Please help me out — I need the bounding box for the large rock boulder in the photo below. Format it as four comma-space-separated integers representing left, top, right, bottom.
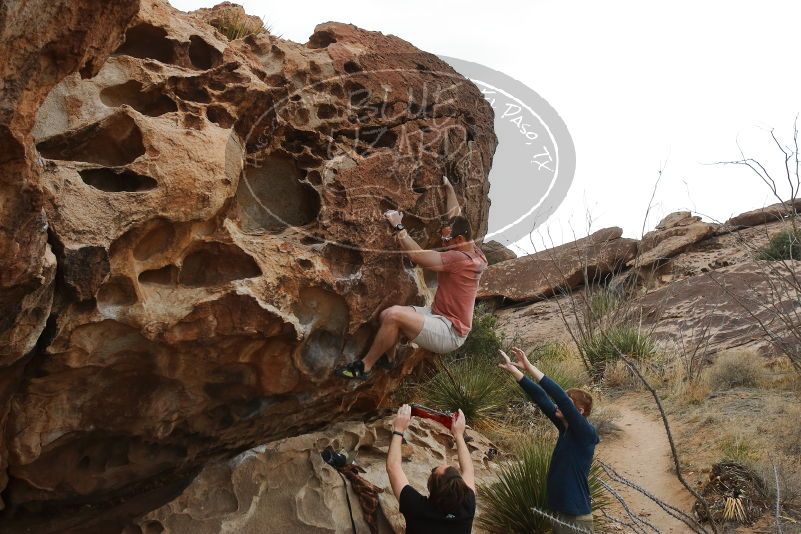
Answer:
629, 211, 718, 269
493, 217, 801, 361
0, 0, 138, 363
637, 260, 801, 356
0, 0, 495, 526
480, 240, 517, 265
129, 416, 499, 534
478, 228, 638, 302
724, 199, 801, 229
0, 0, 139, 515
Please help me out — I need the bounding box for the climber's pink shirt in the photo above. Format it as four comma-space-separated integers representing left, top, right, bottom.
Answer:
431, 247, 488, 337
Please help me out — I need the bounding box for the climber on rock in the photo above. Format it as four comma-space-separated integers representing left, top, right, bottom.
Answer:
498, 347, 599, 534
386, 404, 476, 533
336, 176, 488, 380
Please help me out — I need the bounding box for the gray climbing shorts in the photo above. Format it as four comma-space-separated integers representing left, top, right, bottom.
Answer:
409, 306, 468, 354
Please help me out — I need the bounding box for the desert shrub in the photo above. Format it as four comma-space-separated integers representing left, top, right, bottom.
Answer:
580, 325, 656, 379
720, 434, 759, 463
601, 359, 637, 389
707, 351, 766, 390
416, 356, 515, 426
667, 353, 711, 404
756, 227, 801, 261
209, 11, 267, 41
588, 287, 622, 318
448, 304, 504, 362
478, 439, 608, 533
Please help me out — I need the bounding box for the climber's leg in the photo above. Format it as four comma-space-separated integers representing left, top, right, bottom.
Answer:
336, 306, 423, 379
362, 305, 424, 372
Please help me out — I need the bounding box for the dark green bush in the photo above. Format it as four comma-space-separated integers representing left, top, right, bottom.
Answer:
756, 228, 801, 261
448, 304, 504, 362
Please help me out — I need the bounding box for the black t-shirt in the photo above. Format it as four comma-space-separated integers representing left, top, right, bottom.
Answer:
399, 484, 476, 534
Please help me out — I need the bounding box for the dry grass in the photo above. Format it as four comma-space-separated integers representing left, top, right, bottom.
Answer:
673, 378, 711, 405
751, 455, 801, 508
719, 433, 759, 463
602, 359, 638, 389
209, 10, 267, 41
765, 357, 801, 391
531, 341, 590, 391
706, 350, 767, 390
773, 401, 801, 457
601, 356, 665, 391
664, 352, 711, 405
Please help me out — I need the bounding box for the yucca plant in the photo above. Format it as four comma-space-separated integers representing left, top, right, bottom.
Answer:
416, 355, 515, 426
580, 324, 656, 380
756, 227, 801, 261
478, 439, 608, 533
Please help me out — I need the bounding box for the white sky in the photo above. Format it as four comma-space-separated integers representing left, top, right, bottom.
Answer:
172, 0, 801, 253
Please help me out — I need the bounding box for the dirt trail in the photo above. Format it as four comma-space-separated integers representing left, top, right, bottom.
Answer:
598, 398, 696, 533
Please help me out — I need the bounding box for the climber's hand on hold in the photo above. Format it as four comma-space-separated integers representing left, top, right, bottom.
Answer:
385, 210, 403, 228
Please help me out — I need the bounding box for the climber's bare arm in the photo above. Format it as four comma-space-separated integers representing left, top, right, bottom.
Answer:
396, 230, 446, 270
387, 405, 411, 500
451, 410, 476, 491
443, 175, 462, 218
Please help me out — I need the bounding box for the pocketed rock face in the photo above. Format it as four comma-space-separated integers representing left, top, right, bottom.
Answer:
0, 0, 139, 515
130, 417, 498, 534
0, 0, 138, 379
1, 0, 495, 526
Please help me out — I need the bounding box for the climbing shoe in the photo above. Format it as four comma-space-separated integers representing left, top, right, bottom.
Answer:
335, 360, 369, 380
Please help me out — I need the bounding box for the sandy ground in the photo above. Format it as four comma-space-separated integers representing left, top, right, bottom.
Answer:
598, 398, 697, 533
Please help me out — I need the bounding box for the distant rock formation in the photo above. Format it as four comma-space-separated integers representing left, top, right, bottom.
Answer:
480, 240, 517, 265
724, 198, 801, 229
629, 211, 718, 269
0, 0, 495, 526
492, 211, 801, 361
477, 227, 638, 302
